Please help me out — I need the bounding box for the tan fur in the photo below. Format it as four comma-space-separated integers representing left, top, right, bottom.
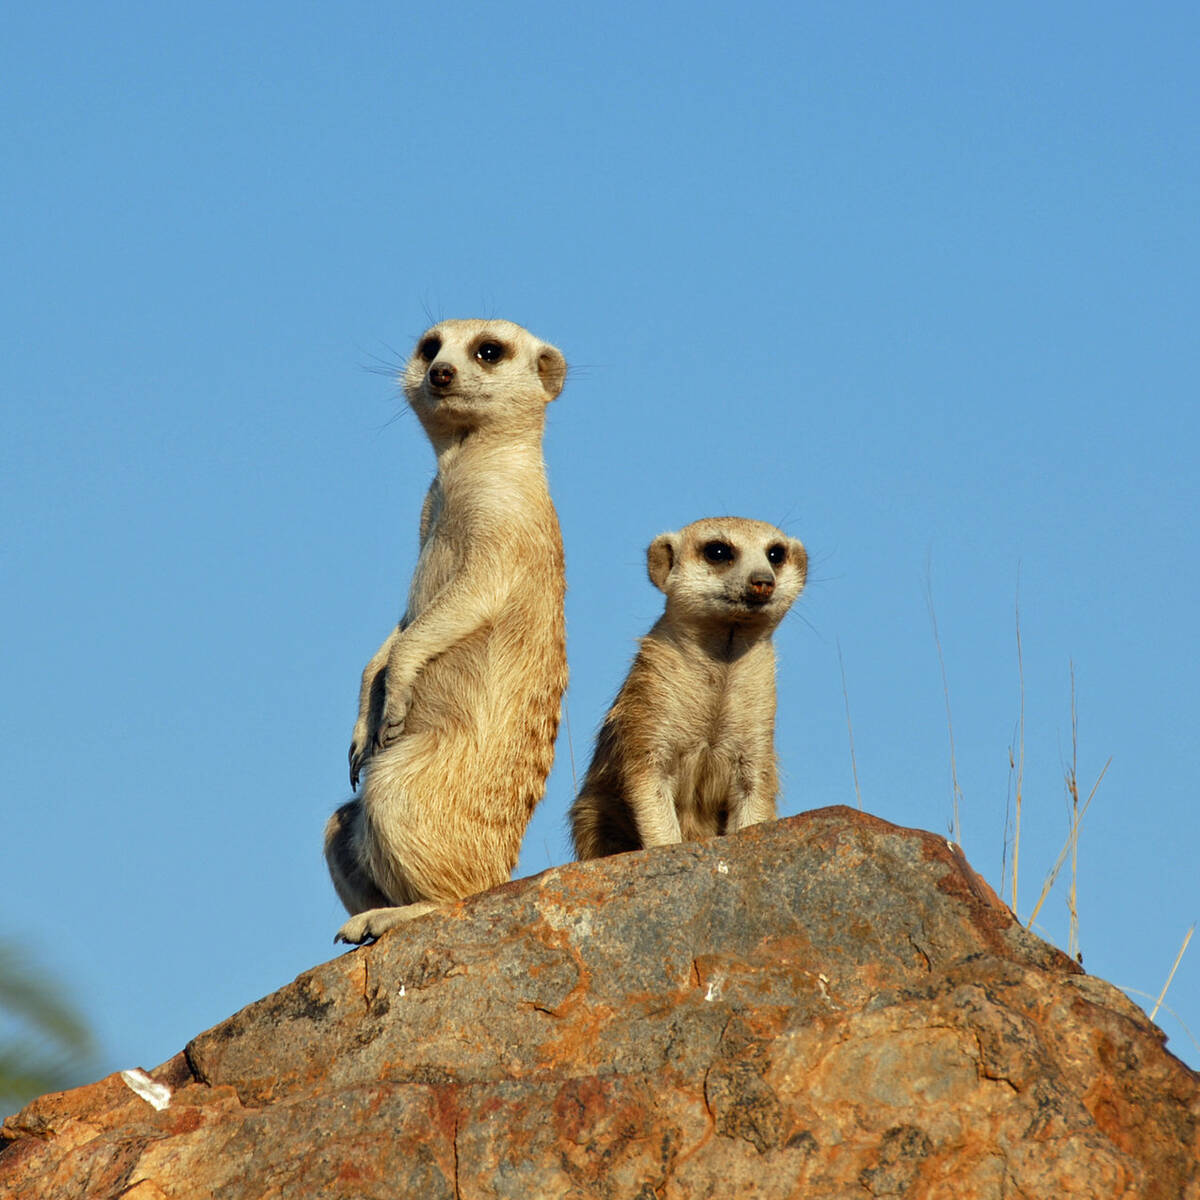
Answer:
326, 319, 568, 942
570, 517, 806, 860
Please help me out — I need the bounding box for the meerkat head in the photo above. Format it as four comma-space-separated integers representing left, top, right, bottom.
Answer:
646, 517, 807, 634
403, 318, 566, 442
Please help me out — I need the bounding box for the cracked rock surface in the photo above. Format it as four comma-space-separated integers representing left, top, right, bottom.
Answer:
2, 806, 1197, 1198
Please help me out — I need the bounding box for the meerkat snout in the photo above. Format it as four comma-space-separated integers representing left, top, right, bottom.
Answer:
428, 363, 456, 388
747, 569, 776, 603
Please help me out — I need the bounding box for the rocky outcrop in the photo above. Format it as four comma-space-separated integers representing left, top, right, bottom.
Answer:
3, 806, 1197, 1198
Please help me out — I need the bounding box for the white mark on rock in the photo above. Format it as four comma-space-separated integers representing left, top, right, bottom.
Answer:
398, 983, 406, 998
542, 905, 595, 938
120, 1069, 171, 1111
946, 840, 956, 852
716, 861, 729, 875
704, 972, 726, 1002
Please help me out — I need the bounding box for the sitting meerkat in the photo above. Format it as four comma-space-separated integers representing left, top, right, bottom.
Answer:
325, 318, 568, 943
570, 516, 807, 860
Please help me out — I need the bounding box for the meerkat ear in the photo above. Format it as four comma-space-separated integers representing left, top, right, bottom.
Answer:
789, 537, 809, 585
646, 534, 677, 592
536, 345, 567, 401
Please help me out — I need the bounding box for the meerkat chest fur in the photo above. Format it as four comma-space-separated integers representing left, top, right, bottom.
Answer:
405, 479, 451, 621
405, 442, 553, 624
645, 634, 778, 820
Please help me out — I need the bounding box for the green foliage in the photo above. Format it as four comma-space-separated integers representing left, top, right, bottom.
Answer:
0, 940, 96, 1115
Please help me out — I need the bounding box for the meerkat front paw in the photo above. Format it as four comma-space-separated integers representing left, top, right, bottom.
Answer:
375, 683, 413, 751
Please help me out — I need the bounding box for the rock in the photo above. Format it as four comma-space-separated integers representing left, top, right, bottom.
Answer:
3, 806, 1197, 1198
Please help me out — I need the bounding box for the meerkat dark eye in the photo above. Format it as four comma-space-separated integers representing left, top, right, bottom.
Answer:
475, 341, 506, 364
702, 541, 734, 564
767, 544, 786, 566
418, 337, 441, 362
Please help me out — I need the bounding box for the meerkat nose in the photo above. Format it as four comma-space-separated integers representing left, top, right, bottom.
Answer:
429, 364, 456, 388
747, 571, 776, 601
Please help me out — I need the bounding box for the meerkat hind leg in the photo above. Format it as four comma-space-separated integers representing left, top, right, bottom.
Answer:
335, 902, 440, 945
324, 800, 393, 913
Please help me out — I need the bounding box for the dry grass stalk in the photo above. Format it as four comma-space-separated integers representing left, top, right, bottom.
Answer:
1027, 754, 1110, 930
1067, 663, 1081, 962
563, 697, 579, 797
925, 583, 962, 845
1151, 924, 1195, 1022
836, 639, 863, 811
1012, 593, 1025, 918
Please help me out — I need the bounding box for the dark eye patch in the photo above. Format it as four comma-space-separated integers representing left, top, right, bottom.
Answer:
418, 337, 442, 362
702, 541, 735, 564
475, 340, 507, 364
767, 544, 786, 565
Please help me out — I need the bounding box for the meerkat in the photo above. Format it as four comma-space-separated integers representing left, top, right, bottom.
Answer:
570, 517, 806, 860
325, 318, 568, 943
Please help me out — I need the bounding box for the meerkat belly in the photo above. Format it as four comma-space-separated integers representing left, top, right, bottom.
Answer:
400, 627, 492, 738
672, 743, 738, 840
404, 603, 563, 742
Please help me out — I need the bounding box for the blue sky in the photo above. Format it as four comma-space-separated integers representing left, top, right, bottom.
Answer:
3, 2, 1197, 1101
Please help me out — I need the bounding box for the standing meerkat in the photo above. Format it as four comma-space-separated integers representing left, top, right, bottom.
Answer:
570, 517, 806, 860
326, 318, 568, 943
